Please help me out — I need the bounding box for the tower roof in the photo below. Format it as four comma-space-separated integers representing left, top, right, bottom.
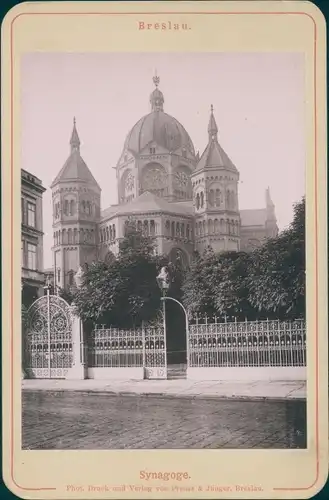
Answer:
51, 118, 100, 189
70, 117, 80, 150
195, 106, 237, 173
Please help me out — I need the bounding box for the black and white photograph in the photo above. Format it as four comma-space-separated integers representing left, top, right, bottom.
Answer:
21, 52, 306, 451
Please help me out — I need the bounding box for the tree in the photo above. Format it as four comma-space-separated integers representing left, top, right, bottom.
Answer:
182, 248, 256, 320
72, 223, 162, 328
211, 251, 256, 320
247, 198, 305, 319
182, 247, 218, 316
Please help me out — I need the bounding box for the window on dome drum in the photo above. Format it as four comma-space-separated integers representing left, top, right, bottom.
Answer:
27, 202, 36, 227
27, 243, 37, 270
182, 149, 187, 158
57, 269, 60, 283
149, 147, 156, 154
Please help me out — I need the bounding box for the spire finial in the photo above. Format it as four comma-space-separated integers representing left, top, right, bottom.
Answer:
208, 104, 218, 141
70, 116, 80, 152
153, 70, 160, 88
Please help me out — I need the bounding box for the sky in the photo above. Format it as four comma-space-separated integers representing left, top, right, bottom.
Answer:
21, 52, 305, 269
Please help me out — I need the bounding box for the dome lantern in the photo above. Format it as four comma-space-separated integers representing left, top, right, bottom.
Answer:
150, 73, 164, 112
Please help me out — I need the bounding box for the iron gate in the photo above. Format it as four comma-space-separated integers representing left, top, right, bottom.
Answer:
24, 294, 73, 378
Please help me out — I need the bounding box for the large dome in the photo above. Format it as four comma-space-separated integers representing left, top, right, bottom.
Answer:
124, 111, 195, 156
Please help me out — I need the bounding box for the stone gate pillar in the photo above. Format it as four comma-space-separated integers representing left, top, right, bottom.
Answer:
66, 307, 87, 379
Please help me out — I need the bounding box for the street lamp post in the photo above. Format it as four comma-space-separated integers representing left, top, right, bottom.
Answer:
156, 267, 170, 367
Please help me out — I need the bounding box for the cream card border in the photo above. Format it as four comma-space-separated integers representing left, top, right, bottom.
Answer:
1, 1, 328, 499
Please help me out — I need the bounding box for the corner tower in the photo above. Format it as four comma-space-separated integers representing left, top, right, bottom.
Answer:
51, 118, 101, 290
191, 106, 240, 253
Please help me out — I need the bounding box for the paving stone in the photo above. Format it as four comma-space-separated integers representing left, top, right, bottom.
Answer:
22, 391, 306, 450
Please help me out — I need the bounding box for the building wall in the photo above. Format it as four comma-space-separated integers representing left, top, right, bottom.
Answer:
21, 169, 46, 306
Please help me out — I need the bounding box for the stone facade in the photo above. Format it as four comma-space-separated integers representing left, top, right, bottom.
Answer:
50, 77, 278, 289
21, 169, 46, 306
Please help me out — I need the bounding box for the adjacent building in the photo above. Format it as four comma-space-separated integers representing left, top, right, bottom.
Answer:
50, 76, 278, 289
21, 169, 46, 307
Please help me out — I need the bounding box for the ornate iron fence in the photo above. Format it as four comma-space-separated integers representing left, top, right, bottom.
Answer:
88, 324, 167, 378
188, 317, 306, 368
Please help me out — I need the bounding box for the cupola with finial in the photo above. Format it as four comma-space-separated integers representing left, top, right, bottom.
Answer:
150, 72, 164, 112
208, 104, 218, 141
70, 117, 80, 153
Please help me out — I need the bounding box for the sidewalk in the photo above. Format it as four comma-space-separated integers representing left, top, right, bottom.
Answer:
22, 378, 306, 401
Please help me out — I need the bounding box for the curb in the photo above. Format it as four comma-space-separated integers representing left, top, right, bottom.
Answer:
22, 387, 306, 402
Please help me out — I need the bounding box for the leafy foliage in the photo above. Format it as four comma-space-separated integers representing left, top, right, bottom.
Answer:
72, 222, 162, 328
182, 198, 305, 320
247, 198, 305, 319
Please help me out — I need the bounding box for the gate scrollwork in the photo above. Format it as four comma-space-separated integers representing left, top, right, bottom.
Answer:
25, 295, 73, 378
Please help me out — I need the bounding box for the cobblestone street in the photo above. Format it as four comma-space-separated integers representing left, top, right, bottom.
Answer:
22, 391, 306, 450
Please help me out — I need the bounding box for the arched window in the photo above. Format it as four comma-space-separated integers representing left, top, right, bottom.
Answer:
69, 200, 75, 216
176, 222, 180, 237
113, 225, 116, 239
68, 229, 72, 244
220, 219, 224, 233
186, 224, 190, 239
150, 220, 155, 236
181, 223, 185, 237
226, 191, 230, 209
82, 201, 86, 213
68, 270, 74, 286
231, 192, 235, 210
106, 227, 109, 241
109, 226, 112, 240
171, 221, 175, 238
208, 219, 214, 234
80, 229, 84, 243
196, 193, 200, 210
143, 220, 149, 236
214, 219, 219, 233
64, 200, 69, 216
165, 220, 170, 236
203, 220, 206, 235
62, 229, 66, 245
227, 220, 231, 235
209, 189, 214, 207
200, 192, 204, 208
74, 228, 77, 244
215, 189, 221, 207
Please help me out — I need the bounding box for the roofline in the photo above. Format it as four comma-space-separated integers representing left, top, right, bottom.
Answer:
100, 208, 194, 223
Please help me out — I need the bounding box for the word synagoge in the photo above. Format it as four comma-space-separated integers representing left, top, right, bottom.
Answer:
51, 76, 278, 290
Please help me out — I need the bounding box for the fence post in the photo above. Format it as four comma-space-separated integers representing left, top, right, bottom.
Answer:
67, 307, 87, 379
142, 321, 146, 378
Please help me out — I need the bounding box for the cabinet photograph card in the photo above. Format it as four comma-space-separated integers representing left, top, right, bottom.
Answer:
1, 1, 328, 499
